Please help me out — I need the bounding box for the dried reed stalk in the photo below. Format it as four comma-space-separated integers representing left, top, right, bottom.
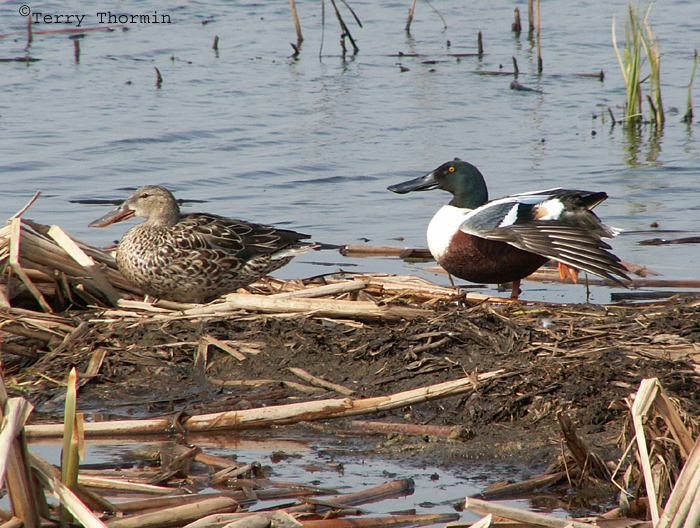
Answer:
105, 497, 239, 528
349, 420, 463, 438
184, 293, 427, 321
25, 371, 502, 438
0, 398, 40, 528
270, 280, 367, 299
79, 475, 179, 495
475, 470, 567, 500
329, 0, 358, 54
557, 411, 611, 481
290, 0, 303, 48
656, 435, 700, 528
683, 50, 699, 123
631, 378, 661, 524
301, 513, 461, 528
306, 478, 414, 509
405, 0, 416, 32
0, 517, 24, 528
287, 367, 355, 395
8, 219, 52, 312
202, 335, 247, 361
464, 497, 592, 528
535, 0, 542, 73
30, 453, 108, 528
48, 226, 121, 305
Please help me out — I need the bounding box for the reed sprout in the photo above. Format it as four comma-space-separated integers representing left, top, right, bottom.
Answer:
612, 4, 645, 124
61, 368, 80, 523
613, 2, 667, 126
641, 8, 663, 125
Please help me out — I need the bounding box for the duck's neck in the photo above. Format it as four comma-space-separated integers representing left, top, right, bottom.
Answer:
448, 176, 489, 209
146, 206, 181, 228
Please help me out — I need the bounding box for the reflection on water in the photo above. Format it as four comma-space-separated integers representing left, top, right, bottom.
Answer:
23, 433, 574, 523
622, 122, 664, 167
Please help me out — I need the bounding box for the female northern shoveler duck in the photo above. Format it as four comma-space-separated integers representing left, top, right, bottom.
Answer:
388, 159, 630, 299
89, 185, 314, 303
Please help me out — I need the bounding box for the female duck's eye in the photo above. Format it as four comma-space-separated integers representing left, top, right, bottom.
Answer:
140, 193, 150, 199
448, 166, 455, 172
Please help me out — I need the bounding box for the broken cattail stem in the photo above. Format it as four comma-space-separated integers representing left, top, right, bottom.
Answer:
329, 0, 358, 54
349, 420, 463, 438
573, 70, 604, 80
26, 14, 32, 48
682, 49, 698, 124
557, 411, 611, 480
314, 479, 415, 509
212, 35, 219, 51
302, 513, 460, 528
24, 372, 503, 438
528, 0, 534, 32
474, 470, 568, 500
512, 56, 519, 75
287, 367, 355, 396
155, 67, 163, 88
536, 0, 542, 73
465, 497, 592, 528
477, 31, 483, 58
405, 0, 417, 32
512, 7, 522, 33
290, 0, 303, 48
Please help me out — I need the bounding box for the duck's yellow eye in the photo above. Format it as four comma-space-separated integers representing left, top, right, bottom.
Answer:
448, 166, 455, 172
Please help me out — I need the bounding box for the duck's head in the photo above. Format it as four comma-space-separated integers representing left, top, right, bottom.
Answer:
89, 185, 181, 228
388, 158, 489, 209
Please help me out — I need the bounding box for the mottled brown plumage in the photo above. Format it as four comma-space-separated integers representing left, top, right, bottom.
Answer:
89, 186, 314, 303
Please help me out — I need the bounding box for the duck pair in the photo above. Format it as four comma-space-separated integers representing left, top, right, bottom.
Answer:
90, 159, 629, 303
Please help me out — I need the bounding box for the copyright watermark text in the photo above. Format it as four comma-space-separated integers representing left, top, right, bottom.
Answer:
18, 6, 172, 27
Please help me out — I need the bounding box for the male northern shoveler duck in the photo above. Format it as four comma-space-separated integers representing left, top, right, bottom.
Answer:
89, 185, 314, 303
388, 159, 630, 299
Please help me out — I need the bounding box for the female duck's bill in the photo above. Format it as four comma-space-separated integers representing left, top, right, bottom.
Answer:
88, 202, 135, 228
89, 186, 315, 304
388, 159, 630, 299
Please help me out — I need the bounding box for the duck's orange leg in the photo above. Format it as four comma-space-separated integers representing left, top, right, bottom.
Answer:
557, 262, 580, 283
510, 279, 521, 300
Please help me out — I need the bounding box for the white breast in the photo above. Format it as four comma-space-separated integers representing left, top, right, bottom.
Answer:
426, 205, 472, 260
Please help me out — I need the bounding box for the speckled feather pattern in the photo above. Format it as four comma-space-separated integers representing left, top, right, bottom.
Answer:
116, 216, 303, 303
92, 186, 312, 303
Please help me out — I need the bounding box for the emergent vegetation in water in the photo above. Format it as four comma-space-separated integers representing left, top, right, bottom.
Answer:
612, 3, 648, 125
641, 6, 664, 125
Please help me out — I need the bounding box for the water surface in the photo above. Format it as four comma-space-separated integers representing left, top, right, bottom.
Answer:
1, 0, 698, 303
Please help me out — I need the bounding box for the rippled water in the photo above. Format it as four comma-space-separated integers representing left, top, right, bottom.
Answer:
1, 0, 699, 302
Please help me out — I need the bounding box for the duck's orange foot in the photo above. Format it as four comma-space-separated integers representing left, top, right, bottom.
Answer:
557, 262, 580, 283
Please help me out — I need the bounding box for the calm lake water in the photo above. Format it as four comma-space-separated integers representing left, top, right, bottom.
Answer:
1, 1, 699, 304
